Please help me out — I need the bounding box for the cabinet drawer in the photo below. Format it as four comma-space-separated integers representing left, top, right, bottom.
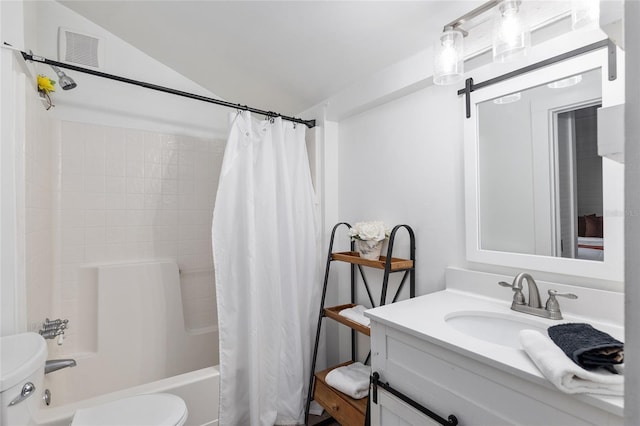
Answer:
313, 378, 366, 426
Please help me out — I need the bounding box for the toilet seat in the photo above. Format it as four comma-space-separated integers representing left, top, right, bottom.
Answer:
71, 393, 188, 426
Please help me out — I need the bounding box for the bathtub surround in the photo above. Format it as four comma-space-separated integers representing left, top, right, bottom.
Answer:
213, 112, 319, 425
45, 261, 218, 406
49, 121, 224, 356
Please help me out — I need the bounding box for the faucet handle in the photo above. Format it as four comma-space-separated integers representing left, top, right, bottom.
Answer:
547, 289, 578, 299
498, 281, 525, 305
545, 289, 578, 319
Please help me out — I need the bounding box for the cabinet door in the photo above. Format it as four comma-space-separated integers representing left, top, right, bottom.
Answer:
370, 388, 443, 426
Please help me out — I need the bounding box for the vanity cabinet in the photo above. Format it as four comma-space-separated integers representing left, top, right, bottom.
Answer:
369, 309, 623, 426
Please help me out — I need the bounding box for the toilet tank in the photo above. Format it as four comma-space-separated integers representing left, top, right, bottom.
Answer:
0, 333, 47, 425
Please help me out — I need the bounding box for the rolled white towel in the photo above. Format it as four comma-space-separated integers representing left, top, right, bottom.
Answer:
325, 362, 371, 400
519, 329, 623, 396
339, 305, 370, 327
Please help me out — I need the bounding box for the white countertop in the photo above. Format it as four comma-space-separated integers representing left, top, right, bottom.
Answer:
364, 288, 624, 417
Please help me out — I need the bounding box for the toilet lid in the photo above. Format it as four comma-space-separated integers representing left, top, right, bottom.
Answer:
71, 393, 188, 426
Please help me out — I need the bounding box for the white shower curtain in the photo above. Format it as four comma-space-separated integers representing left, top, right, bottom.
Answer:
212, 112, 319, 426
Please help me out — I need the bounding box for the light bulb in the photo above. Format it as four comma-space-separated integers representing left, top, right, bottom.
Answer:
433, 29, 464, 86
493, 92, 521, 104
492, 0, 530, 63
547, 75, 583, 89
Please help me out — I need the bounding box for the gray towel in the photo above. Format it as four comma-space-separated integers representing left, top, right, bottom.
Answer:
547, 323, 623, 373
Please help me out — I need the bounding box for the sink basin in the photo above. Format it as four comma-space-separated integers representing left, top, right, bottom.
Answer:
445, 311, 548, 348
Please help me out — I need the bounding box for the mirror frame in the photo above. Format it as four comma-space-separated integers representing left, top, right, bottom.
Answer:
464, 47, 624, 282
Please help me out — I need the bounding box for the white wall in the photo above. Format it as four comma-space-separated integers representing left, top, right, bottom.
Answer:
1, 0, 30, 336
624, 1, 640, 423
338, 84, 466, 296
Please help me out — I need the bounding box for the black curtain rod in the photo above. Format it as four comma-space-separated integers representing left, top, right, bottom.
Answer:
21, 50, 316, 129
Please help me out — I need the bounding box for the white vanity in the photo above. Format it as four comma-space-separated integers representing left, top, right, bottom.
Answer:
366, 268, 624, 426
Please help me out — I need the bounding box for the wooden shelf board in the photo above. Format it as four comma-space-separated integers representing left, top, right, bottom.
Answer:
331, 251, 413, 271
325, 304, 371, 336
315, 361, 368, 415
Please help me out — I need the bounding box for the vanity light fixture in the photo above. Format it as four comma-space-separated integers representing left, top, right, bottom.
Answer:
492, 0, 530, 63
433, 0, 531, 85
493, 92, 521, 104
433, 27, 464, 85
547, 74, 583, 89
571, 0, 600, 30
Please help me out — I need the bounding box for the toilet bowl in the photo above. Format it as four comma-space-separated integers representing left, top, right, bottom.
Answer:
71, 393, 188, 426
0, 332, 47, 426
1, 333, 188, 426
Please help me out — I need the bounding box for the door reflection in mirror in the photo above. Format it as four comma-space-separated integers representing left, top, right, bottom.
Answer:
557, 105, 603, 261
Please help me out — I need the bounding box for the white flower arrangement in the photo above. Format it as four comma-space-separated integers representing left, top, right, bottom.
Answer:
349, 221, 390, 242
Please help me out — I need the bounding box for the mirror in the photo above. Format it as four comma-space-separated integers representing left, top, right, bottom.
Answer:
464, 45, 624, 282
477, 68, 602, 261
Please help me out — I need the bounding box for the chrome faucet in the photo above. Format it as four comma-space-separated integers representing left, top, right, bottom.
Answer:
45, 359, 77, 374
498, 273, 577, 320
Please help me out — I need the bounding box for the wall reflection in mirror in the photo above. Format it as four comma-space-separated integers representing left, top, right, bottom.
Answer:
477, 68, 603, 261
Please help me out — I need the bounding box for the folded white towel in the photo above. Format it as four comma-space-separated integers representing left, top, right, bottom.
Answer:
519, 330, 623, 396
325, 362, 371, 399
339, 305, 370, 327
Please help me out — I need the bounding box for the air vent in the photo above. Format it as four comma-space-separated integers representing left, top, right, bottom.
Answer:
58, 27, 103, 68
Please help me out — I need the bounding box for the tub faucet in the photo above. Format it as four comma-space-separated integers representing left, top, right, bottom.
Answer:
498, 273, 577, 320
45, 359, 77, 374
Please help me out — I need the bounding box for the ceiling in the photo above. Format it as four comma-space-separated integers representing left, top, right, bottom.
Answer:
57, 1, 486, 115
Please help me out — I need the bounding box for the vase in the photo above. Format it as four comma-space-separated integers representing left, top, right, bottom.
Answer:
355, 239, 384, 260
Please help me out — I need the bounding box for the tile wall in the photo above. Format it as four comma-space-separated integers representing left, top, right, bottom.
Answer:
25, 94, 55, 331
54, 121, 225, 351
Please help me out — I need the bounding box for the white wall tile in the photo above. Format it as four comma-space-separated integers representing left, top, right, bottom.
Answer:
106, 210, 127, 227
62, 173, 84, 192
84, 175, 106, 193
105, 177, 126, 193
85, 227, 106, 245
126, 161, 145, 178
105, 193, 126, 210
126, 177, 145, 193
85, 210, 106, 227
126, 194, 145, 210
106, 227, 127, 244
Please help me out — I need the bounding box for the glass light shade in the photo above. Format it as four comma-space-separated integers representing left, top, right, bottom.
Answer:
492, 0, 530, 63
492, 92, 521, 104
547, 74, 583, 89
433, 29, 464, 86
571, 0, 600, 30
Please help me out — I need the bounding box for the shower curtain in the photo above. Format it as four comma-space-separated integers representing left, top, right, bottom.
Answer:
212, 112, 319, 425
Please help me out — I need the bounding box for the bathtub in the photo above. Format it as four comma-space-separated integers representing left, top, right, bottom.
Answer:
36, 366, 219, 426
37, 260, 220, 425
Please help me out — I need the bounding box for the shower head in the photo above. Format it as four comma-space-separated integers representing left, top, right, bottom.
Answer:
49, 65, 77, 90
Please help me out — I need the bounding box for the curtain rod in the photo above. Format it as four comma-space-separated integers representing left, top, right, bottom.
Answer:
19, 50, 316, 129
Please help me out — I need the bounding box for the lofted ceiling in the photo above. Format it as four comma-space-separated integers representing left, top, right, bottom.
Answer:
57, 1, 486, 115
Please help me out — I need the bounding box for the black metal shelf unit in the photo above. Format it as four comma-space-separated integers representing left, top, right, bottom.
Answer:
304, 222, 416, 425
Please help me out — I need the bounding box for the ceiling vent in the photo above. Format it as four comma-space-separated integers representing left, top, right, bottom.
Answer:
58, 27, 103, 69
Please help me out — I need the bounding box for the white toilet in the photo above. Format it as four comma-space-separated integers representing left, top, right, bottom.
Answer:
1, 333, 188, 426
